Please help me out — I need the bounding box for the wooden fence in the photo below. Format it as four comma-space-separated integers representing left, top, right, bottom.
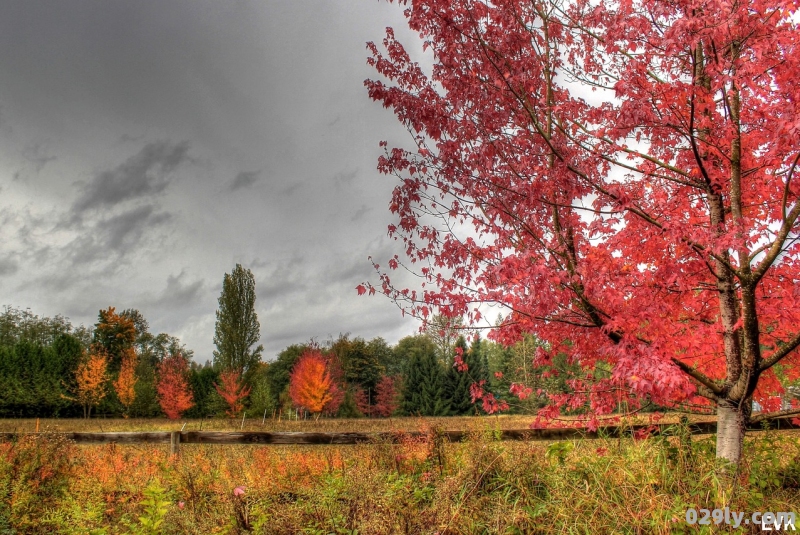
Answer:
1, 416, 797, 454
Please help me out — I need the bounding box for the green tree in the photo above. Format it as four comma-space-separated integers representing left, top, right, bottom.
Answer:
0, 321, 84, 417
0, 306, 73, 348
186, 364, 225, 418
445, 336, 476, 416
213, 264, 264, 385
129, 356, 162, 417
369, 337, 399, 376
327, 334, 384, 403
247, 362, 276, 419
486, 334, 584, 414
401, 346, 449, 416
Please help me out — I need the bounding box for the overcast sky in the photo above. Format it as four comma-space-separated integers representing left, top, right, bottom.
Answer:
0, 0, 428, 362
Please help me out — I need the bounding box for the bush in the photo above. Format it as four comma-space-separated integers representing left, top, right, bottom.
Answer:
0, 434, 75, 533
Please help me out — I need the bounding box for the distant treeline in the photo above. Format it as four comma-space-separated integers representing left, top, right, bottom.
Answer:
0, 306, 584, 419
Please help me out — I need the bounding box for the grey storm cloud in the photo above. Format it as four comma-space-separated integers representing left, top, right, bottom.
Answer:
351, 205, 371, 222
333, 168, 358, 187
0, 0, 423, 362
68, 205, 171, 265
102, 205, 171, 252
229, 171, 261, 192
72, 141, 190, 213
21, 142, 57, 173
0, 257, 18, 276
153, 272, 204, 308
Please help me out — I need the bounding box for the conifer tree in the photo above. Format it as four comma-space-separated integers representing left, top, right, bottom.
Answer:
402, 350, 449, 416
446, 336, 474, 415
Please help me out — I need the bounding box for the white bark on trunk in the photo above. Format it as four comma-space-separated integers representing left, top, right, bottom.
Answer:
716, 404, 746, 465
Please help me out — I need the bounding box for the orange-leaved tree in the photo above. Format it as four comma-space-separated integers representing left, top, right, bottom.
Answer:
214, 369, 251, 418
75, 345, 109, 419
156, 352, 194, 420
113, 347, 137, 417
289, 349, 341, 420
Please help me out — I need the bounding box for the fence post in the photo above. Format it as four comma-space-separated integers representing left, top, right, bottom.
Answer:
170, 431, 181, 456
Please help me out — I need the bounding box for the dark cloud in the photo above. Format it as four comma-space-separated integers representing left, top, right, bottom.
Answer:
68, 205, 171, 264
102, 205, 171, 252
21, 142, 56, 173
257, 256, 309, 303
279, 182, 302, 197
333, 168, 358, 187
0, 257, 18, 276
0, 0, 422, 363
72, 141, 190, 213
351, 205, 371, 222
152, 272, 204, 308
229, 170, 261, 192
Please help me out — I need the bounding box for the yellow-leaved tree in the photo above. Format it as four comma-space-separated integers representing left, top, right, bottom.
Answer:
75, 346, 109, 419
113, 347, 137, 417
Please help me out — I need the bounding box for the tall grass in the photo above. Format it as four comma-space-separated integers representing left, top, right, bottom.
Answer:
0, 420, 797, 534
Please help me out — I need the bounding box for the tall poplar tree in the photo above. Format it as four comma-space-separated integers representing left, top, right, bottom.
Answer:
213, 264, 264, 386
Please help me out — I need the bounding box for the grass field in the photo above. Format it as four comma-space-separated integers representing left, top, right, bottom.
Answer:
1, 416, 798, 534
0, 412, 722, 434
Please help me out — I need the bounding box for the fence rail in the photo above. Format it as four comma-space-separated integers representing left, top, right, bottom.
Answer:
1, 416, 797, 453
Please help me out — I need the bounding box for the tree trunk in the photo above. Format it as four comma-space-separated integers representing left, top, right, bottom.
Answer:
716, 402, 747, 466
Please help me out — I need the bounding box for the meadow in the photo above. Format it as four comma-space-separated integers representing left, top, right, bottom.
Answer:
1, 416, 798, 534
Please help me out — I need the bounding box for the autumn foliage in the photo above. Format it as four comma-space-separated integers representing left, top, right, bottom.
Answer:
214, 369, 251, 418
113, 347, 137, 416
289, 350, 341, 418
75, 346, 108, 419
94, 307, 136, 370
156, 353, 194, 420
364, 0, 800, 464
373, 375, 399, 418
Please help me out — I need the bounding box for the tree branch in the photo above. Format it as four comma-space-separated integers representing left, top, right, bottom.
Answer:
671, 357, 724, 395
750, 407, 800, 424
759, 330, 800, 372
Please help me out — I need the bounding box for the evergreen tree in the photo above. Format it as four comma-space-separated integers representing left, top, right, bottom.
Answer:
0, 333, 84, 417
445, 336, 473, 415
213, 264, 264, 386
393, 334, 438, 371
402, 350, 449, 416
327, 335, 384, 405
186, 364, 225, 418
247, 362, 275, 419
129, 356, 162, 417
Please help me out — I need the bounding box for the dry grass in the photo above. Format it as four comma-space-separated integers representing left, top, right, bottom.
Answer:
0, 412, 718, 434
1, 417, 798, 534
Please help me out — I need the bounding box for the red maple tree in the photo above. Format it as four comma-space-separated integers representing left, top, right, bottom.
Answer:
373, 375, 399, 418
156, 353, 194, 420
289, 350, 342, 419
364, 0, 800, 466
214, 369, 251, 418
